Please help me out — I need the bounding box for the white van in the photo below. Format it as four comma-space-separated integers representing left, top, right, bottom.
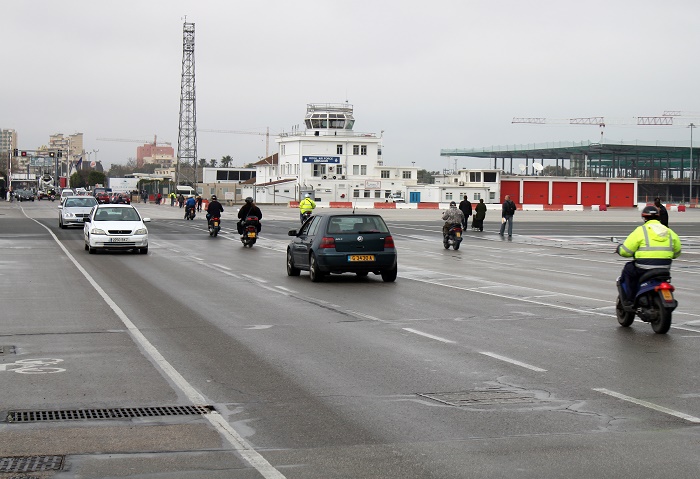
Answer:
60, 188, 75, 200
175, 185, 196, 197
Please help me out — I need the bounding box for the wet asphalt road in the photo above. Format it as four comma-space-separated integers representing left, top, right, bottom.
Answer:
1, 200, 700, 478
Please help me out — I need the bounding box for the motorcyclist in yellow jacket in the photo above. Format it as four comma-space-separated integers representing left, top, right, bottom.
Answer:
299, 193, 316, 224
617, 205, 681, 303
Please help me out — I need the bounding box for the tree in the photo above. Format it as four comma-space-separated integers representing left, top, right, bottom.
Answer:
220, 155, 233, 167
417, 169, 436, 184
198, 159, 207, 168
542, 165, 570, 176
70, 172, 85, 188
87, 171, 106, 186
209, 159, 218, 168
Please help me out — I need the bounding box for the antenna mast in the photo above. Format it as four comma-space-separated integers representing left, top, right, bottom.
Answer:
176, 21, 197, 186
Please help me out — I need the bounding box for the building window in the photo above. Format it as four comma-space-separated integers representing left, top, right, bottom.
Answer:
337, 144, 343, 154
489, 191, 496, 200
353, 189, 360, 198
353, 165, 359, 175
313, 164, 326, 177
353, 145, 359, 155
474, 192, 481, 200
381, 170, 390, 178
361, 165, 367, 175
484, 172, 497, 182
446, 192, 453, 200
281, 145, 285, 155
374, 190, 381, 198
360, 145, 367, 155
336, 165, 343, 175
364, 190, 371, 198
385, 190, 391, 198
402, 171, 411, 179
470, 172, 482, 182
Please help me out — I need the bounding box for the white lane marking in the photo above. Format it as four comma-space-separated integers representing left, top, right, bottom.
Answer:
191, 256, 204, 261
403, 328, 456, 344
245, 325, 273, 330
536, 267, 592, 277
275, 286, 297, 293
593, 388, 700, 423
212, 263, 232, 271
28, 216, 287, 479
242, 274, 267, 283
479, 352, 547, 372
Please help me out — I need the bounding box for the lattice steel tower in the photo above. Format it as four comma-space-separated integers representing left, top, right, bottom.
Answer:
176, 22, 197, 186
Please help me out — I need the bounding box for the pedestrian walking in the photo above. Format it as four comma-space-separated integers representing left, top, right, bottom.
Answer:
499, 194, 517, 237
473, 199, 487, 231
196, 195, 203, 212
156, 192, 162, 205
458, 195, 472, 230
654, 197, 669, 227
178, 194, 185, 208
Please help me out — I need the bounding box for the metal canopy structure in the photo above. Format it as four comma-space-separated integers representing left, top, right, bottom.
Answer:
441, 140, 698, 182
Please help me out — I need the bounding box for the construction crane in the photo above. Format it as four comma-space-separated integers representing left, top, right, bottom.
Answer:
512, 116, 678, 142
198, 127, 278, 158
97, 135, 172, 146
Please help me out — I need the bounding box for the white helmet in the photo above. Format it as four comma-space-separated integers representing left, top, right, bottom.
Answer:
305, 193, 310, 198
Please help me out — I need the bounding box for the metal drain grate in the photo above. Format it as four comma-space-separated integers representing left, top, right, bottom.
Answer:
0, 455, 64, 473
7, 405, 214, 423
418, 390, 535, 406
0, 345, 17, 355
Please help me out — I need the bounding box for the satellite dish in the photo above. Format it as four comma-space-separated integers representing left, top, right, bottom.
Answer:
533, 162, 544, 172
518, 164, 526, 173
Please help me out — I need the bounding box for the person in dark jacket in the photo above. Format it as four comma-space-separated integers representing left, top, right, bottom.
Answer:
499, 195, 517, 237
458, 195, 472, 230
206, 195, 224, 224
473, 199, 487, 231
654, 197, 669, 227
237, 197, 262, 234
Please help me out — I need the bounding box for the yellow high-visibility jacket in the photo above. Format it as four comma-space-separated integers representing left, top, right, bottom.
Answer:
299, 198, 316, 213
618, 220, 681, 270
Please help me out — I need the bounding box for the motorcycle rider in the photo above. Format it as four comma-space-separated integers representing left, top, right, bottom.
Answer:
206, 195, 224, 226
237, 196, 263, 234
184, 195, 196, 219
299, 193, 316, 223
442, 201, 465, 238
617, 205, 681, 305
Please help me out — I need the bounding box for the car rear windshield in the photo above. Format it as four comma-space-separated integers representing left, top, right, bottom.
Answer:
326, 216, 390, 234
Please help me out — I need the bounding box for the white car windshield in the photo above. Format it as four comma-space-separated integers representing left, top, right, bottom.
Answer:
65, 197, 97, 208
95, 207, 141, 221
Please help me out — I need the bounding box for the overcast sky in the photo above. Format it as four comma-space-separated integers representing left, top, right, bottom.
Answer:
3, 0, 700, 172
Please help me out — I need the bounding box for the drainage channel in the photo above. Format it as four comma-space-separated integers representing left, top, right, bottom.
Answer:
6, 405, 214, 423
0, 455, 64, 474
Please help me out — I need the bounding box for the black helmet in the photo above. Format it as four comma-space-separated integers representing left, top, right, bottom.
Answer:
641, 205, 659, 221
211, 195, 217, 201
245, 197, 253, 203
449, 201, 456, 207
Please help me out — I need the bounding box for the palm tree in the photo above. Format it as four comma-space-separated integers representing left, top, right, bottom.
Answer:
198, 159, 207, 168
210, 159, 218, 168
221, 155, 233, 167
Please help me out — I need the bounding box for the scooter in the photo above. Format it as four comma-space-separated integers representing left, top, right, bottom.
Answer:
613, 239, 677, 334
208, 216, 221, 237
184, 206, 196, 220
443, 223, 463, 250
301, 210, 312, 224
240, 215, 259, 247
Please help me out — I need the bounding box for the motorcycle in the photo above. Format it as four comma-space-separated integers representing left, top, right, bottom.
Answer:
443, 223, 463, 250
184, 206, 196, 220
301, 210, 312, 224
208, 216, 221, 237
613, 238, 677, 334
240, 215, 260, 247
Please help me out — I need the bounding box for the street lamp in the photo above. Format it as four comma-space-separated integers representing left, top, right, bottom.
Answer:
92, 149, 99, 166
690, 123, 696, 204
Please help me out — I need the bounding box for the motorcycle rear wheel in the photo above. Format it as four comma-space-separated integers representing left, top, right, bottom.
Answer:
615, 296, 634, 327
651, 296, 672, 334
453, 241, 460, 250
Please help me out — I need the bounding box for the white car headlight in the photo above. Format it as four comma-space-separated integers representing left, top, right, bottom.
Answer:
134, 228, 148, 235
91, 228, 107, 235
64, 211, 75, 218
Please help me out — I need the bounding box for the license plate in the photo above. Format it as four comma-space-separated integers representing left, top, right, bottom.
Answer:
213, 221, 219, 227
109, 237, 130, 242
247, 232, 256, 238
348, 255, 375, 262
661, 289, 673, 301
456, 232, 461, 238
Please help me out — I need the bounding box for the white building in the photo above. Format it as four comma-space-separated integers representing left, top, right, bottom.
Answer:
409, 169, 502, 203
258, 103, 418, 204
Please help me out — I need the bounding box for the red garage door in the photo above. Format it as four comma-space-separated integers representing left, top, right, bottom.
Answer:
500, 180, 520, 203
551, 182, 578, 205
581, 183, 606, 206
609, 182, 635, 207
522, 181, 548, 204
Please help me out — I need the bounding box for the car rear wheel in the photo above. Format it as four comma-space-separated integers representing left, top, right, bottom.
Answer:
287, 249, 300, 276
381, 265, 398, 282
309, 253, 324, 282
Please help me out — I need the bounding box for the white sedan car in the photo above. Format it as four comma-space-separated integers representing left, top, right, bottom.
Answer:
59, 195, 98, 228
84, 204, 150, 254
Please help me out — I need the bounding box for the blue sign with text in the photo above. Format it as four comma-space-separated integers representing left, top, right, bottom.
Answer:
302, 156, 340, 164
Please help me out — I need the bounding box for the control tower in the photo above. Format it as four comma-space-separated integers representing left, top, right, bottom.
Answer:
304, 103, 355, 131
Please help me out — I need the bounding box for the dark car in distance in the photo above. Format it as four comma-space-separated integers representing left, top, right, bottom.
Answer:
287, 213, 397, 282
15, 189, 36, 201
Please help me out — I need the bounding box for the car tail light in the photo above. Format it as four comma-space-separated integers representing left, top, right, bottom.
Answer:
384, 235, 395, 248
320, 237, 336, 249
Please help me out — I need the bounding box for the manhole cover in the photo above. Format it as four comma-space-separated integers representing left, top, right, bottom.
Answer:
7, 405, 214, 423
418, 390, 536, 406
0, 455, 64, 473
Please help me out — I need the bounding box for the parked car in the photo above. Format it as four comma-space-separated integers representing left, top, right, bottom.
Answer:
59, 196, 98, 228
83, 204, 150, 254
15, 189, 35, 201
287, 213, 397, 282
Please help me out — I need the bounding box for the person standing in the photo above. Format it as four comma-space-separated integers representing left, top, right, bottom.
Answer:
196, 195, 203, 212
473, 199, 487, 231
458, 195, 472, 230
499, 195, 517, 237
654, 197, 669, 227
